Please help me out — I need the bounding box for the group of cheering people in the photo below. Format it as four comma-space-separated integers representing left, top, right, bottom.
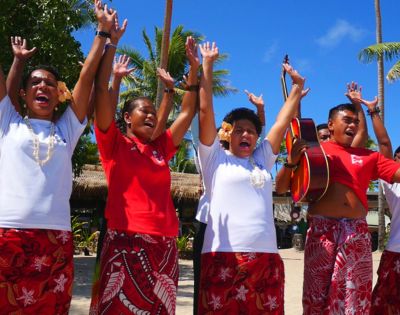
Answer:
1, 1, 400, 315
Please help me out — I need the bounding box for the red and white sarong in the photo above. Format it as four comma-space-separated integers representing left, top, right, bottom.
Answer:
0, 228, 73, 315
198, 252, 284, 314
371, 250, 400, 314
90, 229, 178, 315
303, 216, 372, 315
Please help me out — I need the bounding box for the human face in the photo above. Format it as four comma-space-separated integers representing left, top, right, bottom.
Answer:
229, 119, 258, 158
394, 152, 400, 163
318, 128, 330, 142
21, 69, 59, 120
124, 100, 158, 142
328, 110, 359, 147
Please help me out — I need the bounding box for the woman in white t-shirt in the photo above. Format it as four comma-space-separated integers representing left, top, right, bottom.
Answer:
0, 2, 116, 313
196, 41, 305, 314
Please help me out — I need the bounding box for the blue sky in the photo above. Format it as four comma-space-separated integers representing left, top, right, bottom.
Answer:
75, 0, 400, 151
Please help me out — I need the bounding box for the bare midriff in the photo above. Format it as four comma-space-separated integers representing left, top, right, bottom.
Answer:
308, 182, 366, 219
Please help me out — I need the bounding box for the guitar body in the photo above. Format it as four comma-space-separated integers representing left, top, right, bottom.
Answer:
285, 118, 330, 203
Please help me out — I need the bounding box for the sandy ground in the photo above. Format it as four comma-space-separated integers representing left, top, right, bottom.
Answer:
69, 249, 382, 315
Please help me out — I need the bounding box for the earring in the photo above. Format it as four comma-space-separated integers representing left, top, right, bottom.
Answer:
55, 107, 58, 112
23, 104, 26, 109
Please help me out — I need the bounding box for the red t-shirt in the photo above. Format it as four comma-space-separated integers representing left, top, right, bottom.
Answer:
95, 121, 178, 236
322, 141, 400, 210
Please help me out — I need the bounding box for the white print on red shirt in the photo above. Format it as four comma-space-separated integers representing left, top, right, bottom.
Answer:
351, 155, 363, 166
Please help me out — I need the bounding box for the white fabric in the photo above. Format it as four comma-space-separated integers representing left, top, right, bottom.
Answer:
382, 180, 400, 252
0, 96, 87, 231
198, 135, 278, 253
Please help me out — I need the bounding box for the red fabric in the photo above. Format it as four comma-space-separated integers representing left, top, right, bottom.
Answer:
303, 216, 372, 315
89, 229, 178, 315
371, 250, 400, 314
95, 121, 178, 236
198, 252, 284, 314
0, 228, 73, 315
322, 141, 400, 210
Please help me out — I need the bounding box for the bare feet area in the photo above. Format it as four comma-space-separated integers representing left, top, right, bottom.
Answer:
70, 249, 382, 315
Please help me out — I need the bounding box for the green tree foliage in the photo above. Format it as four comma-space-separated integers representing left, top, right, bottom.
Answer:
0, 0, 98, 176
169, 139, 197, 174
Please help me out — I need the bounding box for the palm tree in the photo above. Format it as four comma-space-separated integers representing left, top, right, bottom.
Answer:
155, 0, 174, 108
117, 26, 237, 115
359, 0, 387, 250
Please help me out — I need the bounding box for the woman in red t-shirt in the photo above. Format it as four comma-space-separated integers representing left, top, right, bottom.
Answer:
90, 36, 199, 314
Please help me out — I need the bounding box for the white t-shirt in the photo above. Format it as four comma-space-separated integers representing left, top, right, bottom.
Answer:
382, 181, 400, 252
199, 135, 278, 253
0, 95, 86, 231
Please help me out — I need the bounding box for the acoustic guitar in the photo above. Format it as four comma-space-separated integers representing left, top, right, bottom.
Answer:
281, 55, 329, 203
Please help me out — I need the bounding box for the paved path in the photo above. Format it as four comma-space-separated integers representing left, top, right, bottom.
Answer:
70, 249, 382, 315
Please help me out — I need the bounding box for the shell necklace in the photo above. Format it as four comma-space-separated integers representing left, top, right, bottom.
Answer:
249, 156, 266, 188
24, 116, 55, 166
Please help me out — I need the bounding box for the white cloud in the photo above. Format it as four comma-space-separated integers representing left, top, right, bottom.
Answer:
316, 19, 366, 48
263, 42, 278, 63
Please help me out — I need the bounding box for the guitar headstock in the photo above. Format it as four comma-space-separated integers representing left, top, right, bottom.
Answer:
281, 54, 290, 100
282, 54, 290, 75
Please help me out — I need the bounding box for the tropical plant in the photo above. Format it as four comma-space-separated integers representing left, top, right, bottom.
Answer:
71, 215, 99, 255
117, 25, 237, 114
169, 139, 197, 173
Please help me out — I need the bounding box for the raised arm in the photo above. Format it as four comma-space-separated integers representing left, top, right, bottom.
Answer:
169, 36, 200, 147
94, 11, 127, 131
245, 90, 265, 127
345, 82, 368, 148
266, 64, 304, 154
72, 0, 116, 123
6, 37, 37, 113
362, 97, 392, 159
199, 42, 219, 146
275, 138, 308, 194
151, 68, 175, 140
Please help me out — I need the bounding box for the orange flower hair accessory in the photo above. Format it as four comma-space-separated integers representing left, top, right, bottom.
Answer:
218, 121, 233, 142
57, 81, 72, 103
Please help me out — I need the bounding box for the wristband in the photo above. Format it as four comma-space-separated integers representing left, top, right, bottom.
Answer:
186, 85, 199, 92
284, 159, 298, 169
95, 30, 111, 38
164, 88, 175, 94
105, 43, 117, 49
367, 106, 380, 116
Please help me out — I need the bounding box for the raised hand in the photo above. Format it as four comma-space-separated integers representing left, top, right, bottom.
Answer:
110, 13, 128, 44
361, 96, 379, 112
185, 36, 200, 69
94, 0, 116, 32
244, 90, 264, 108
10, 37, 37, 61
283, 63, 305, 90
345, 81, 362, 104
199, 42, 219, 62
113, 55, 135, 78
157, 68, 175, 89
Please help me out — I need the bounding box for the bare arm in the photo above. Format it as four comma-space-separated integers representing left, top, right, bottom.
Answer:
199, 42, 219, 146
72, 0, 116, 123
245, 90, 265, 127
275, 138, 307, 194
169, 36, 200, 147
345, 82, 368, 148
94, 10, 127, 131
362, 97, 392, 159
6, 37, 37, 113
266, 64, 304, 154
151, 68, 175, 140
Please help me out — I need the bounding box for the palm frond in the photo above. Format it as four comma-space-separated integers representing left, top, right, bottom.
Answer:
142, 29, 156, 64
359, 42, 400, 63
387, 60, 400, 82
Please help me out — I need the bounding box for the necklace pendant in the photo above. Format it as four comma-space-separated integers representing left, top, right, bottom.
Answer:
250, 167, 266, 188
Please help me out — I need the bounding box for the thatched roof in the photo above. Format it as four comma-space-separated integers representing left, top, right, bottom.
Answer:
71, 164, 201, 202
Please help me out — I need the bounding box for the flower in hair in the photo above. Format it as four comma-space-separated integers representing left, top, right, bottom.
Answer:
57, 81, 72, 103
218, 121, 233, 142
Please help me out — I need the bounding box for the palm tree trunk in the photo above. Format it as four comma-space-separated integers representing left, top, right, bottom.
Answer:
155, 0, 173, 109
375, 0, 386, 251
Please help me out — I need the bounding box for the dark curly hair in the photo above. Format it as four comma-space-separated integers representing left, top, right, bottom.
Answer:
22, 65, 61, 89
223, 107, 262, 135
117, 96, 154, 134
